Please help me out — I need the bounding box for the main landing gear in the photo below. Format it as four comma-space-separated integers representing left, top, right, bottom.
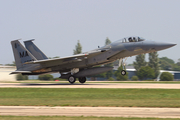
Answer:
68, 68, 87, 84
68, 75, 87, 84
78, 77, 86, 83
68, 75, 76, 84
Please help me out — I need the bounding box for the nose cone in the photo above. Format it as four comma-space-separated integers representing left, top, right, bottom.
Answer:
155, 42, 176, 51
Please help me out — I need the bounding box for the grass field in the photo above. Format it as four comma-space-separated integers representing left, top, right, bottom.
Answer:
0, 116, 180, 120
0, 88, 180, 107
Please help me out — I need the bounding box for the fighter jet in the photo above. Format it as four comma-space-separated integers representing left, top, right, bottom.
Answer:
10, 36, 176, 84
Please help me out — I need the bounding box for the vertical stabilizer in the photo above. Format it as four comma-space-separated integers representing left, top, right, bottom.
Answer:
24, 39, 48, 60
11, 40, 37, 70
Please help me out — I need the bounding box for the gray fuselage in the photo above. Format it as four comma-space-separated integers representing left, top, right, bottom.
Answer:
49, 37, 175, 73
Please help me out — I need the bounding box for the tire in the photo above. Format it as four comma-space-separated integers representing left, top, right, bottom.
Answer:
78, 77, 86, 83
68, 75, 76, 84
121, 70, 126, 76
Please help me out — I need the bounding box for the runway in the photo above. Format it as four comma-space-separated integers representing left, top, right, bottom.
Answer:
1, 82, 180, 118
0, 106, 180, 118
0, 82, 180, 89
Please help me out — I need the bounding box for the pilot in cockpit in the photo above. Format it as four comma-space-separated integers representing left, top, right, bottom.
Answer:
128, 36, 144, 42
128, 37, 132, 42
133, 37, 137, 42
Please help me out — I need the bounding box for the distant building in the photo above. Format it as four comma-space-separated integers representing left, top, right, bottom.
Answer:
0, 66, 16, 81
156, 70, 180, 81
114, 66, 180, 81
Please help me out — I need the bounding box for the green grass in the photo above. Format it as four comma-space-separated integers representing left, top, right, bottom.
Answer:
0, 88, 180, 107
0, 116, 180, 120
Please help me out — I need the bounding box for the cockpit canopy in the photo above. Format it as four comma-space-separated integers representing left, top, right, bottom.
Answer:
121, 36, 145, 43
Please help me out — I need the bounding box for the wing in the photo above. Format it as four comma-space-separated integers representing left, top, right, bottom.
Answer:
24, 53, 87, 65
24, 49, 110, 68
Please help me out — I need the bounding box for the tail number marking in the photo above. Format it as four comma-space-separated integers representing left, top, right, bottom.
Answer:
19, 51, 29, 58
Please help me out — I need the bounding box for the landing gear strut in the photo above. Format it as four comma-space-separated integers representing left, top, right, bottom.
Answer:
119, 58, 127, 76
78, 77, 86, 83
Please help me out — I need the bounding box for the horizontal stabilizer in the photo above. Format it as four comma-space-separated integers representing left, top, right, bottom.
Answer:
10, 71, 32, 75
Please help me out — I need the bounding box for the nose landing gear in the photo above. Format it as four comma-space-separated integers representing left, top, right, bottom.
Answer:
121, 70, 126, 76
119, 58, 127, 76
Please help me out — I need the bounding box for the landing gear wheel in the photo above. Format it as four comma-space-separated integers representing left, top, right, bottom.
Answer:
121, 70, 126, 76
68, 75, 76, 84
78, 77, 86, 84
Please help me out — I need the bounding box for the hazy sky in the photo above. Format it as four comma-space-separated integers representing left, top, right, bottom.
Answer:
0, 0, 180, 65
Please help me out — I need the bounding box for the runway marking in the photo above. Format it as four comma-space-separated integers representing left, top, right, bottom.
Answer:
0, 106, 180, 118
0, 83, 180, 89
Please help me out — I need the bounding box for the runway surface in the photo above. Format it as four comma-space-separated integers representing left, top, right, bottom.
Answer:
0, 82, 180, 89
1, 106, 180, 118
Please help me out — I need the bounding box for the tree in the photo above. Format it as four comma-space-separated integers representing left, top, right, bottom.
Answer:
131, 76, 139, 81
159, 58, 180, 71
53, 56, 60, 59
108, 77, 115, 81
38, 74, 53, 81
148, 52, 160, 78
159, 57, 175, 64
16, 74, 28, 81
48, 56, 60, 59
159, 57, 175, 70
105, 37, 111, 45
160, 72, 173, 81
104, 37, 113, 79
137, 66, 155, 80
5, 61, 16, 66
172, 64, 180, 71
159, 60, 172, 70
133, 54, 147, 71
104, 63, 113, 79
73, 40, 82, 55
171, 58, 180, 71
114, 66, 128, 81
176, 58, 180, 66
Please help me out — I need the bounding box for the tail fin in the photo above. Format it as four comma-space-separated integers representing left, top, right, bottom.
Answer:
11, 40, 37, 70
24, 39, 48, 60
